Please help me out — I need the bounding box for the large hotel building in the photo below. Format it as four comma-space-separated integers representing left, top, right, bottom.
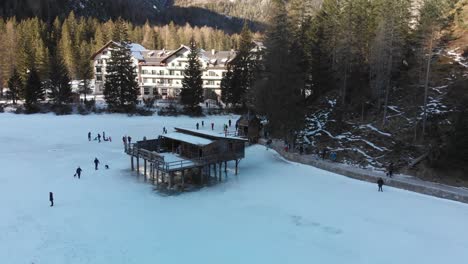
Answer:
91, 41, 248, 100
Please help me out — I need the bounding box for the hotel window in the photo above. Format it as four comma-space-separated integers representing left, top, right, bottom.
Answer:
142, 70, 148, 74
169, 70, 175, 75
97, 59, 103, 64
159, 70, 165, 75
96, 67, 102, 73
207, 80, 215, 85
144, 87, 150, 95
143, 78, 149, 83
152, 70, 157, 75
102, 51, 108, 55
209, 71, 216, 76
96, 76, 103, 81
152, 78, 157, 83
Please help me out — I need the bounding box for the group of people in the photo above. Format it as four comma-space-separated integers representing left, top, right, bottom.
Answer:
88, 131, 112, 143
49, 132, 114, 207
194, 119, 234, 132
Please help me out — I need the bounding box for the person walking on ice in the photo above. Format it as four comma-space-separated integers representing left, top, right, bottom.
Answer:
377, 178, 384, 192
97, 133, 101, 143
196, 123, 199, 130
94, 158, 100, 170
49, 192, 54, 207
74, 166, 82, 179
123, 136, 127, 151
88, 132, 91, 141
387, 162, 394, 178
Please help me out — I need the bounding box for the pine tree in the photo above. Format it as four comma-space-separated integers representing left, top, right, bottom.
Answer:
7, 68, 22, 104
47, 53, 72, 105
253, 0, 305, 139
24, 68, 44, 113
104, 19, 139, 112
181, 38, 204, 113
221, 22, 257, 110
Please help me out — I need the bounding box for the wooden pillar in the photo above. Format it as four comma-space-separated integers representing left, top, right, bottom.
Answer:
181, 170, 185, 191
136, 156, 140, 174
235, 160, 238, 175
169, 172, 173, 189
200, 167, 204, 185
224, 161, 227, 172
219, 162, 222, 181
214, 163, 217, 181
151, 163, 154, 182
156, 165, 160, 186
144, 159, 147, 178
131, 156, 134, 171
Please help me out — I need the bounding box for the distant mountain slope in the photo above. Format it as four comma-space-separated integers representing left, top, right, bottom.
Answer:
174, 0, 273, 23
0, 0, 264, 33
0, 0, 165, 23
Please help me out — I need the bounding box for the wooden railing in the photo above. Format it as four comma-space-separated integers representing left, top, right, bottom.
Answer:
126, 143, 244, 172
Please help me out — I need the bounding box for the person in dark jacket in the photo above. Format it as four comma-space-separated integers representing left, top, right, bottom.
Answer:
377, 178, 384, 192
88, 132, 91, 141
196, 123, 199, 130
201, 121, 204, 127
94, 158, 100, 170
97, 133, 101, 143
128, 136, 132, 144
387, 162, 394, 178
211, 123, 214, 130
228, 119, 232, 127
49, 192, 54, 207
74, 166, 82, 179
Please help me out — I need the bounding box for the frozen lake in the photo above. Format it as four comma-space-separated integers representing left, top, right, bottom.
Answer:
0, 113, 467, 264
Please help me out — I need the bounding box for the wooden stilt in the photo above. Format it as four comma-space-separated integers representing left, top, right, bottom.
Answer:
156, 165, 160, 186
151, 163, 154, 182
144, 159, 147, 179
224, 161, 227, 172
219, 162, 222, 181
131, 156, 134, 171
181, 170, 185, 191
200, 167, 204, 185
235, 160, 238, 175
136, 156, 140, 174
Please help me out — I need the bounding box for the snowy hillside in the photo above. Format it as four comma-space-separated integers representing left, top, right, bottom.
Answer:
1, 113, 468, 263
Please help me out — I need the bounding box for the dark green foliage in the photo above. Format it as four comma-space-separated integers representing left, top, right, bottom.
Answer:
221, 23, 258, 110
253, 0, 305, 138
47, 53, 72, 105
103, 19, 140, 113
23, 68, 44, 113
7, 68, 22, 104
180, 38, 204, 113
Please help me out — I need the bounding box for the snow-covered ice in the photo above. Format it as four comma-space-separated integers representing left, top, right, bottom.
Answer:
1, 113, 468, 264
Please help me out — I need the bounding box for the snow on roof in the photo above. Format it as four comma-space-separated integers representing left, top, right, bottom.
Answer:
162, 132, 213, 146
128, 43, 147, 61
129, 43, 147, 52
175, 128, 247, 141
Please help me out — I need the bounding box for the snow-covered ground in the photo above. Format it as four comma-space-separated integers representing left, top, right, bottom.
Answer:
1, 113, 468, 264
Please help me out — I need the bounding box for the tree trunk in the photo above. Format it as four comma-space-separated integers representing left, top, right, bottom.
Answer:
382, 21, 395, 127
422, 27, 434, 138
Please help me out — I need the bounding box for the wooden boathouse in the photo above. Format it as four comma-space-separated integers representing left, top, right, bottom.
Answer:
125, 128, 247, 191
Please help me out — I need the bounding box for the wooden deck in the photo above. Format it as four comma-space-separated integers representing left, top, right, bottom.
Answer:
124, 134, 246, 192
